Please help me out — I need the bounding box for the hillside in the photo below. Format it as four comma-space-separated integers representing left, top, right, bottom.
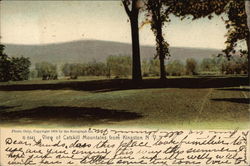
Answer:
4, 40, 221, 65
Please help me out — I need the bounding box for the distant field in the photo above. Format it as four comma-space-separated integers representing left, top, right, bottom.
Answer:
0, 76, 249, 129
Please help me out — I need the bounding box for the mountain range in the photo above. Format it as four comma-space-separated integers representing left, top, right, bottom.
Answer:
4, 40, 222, 65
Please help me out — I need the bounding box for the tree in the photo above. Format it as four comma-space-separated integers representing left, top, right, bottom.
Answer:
200, 58, 216, 72
166, 60, 185, 76
246, 0, 250, 77
122, 0, 143, 81
148, 58, 160, 76
185, 58, 197, 75
141, 59, 150, 77
35, 62, 58, 80
170, 0, 229, 20
85, 61, 107, 76
62, 63, 83, 79
106, 55, 132, 78
0, 44, 11, 81
9, 57, 31, 81
222, 0, 249, 77
171, 0, 249, 77
145, 0, 230, 79
0, 44, 31, 81
220, 53, 248, 74
146, 0, 173, 80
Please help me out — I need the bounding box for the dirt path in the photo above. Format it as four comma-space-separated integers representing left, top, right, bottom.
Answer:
195, 88, 213, 122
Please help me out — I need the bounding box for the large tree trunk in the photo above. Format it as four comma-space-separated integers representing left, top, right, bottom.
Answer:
245, 0, 250, 78
247, 33, 250, 78
158, 34, 166, 80
157, 23, 167, 80
130, 16, 142, 81
159, 56, 166, 79
122, 0, 142, 81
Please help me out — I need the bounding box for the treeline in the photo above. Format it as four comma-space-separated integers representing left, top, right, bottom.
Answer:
30, 54, 248, 80
31, 55, 132, 80
144, 55, 248, 76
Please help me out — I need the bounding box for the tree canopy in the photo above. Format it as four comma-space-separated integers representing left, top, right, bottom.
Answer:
0, 44, 31, 81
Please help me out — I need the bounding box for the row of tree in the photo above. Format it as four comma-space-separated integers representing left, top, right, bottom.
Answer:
31, 54, 248, 80
0, 45, 31, 81
122, 0, 250, 80
62, 61, 108, 79
32, 56, 132, 80
145, 55, 248, 76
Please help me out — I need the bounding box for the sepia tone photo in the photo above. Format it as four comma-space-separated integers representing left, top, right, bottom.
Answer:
0, 1, 249, 131
0, 1, 250, 165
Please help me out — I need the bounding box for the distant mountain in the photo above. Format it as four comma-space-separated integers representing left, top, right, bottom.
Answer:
4, 40, 221, 65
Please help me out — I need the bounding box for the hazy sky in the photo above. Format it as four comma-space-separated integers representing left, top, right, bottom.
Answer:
1, 0, 228, 49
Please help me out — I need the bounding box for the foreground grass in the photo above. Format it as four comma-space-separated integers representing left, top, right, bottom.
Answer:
0, 76, 249, 129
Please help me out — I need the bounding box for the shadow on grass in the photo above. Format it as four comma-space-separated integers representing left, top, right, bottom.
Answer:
0, 76, 248, 92
0, 106, 143, 126
211, 98, 249, 104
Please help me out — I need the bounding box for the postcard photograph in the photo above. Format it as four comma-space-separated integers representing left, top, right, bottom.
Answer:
0, 0, 249, 165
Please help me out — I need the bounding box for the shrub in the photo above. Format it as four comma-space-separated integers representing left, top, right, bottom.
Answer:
106, 55, 131, 77
185, 58, 197, 75
148, 59, 160, 76
220, 55, 248, 74
62, 63, 83, 79
35, 62, 58, 80
142, 59, 150, 77
85, 61, 107, 76
200, 58, 216, 72
29, 69, 38, 79
166, 60, 185, 76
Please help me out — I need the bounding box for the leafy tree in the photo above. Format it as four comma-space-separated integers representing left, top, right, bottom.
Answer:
171, 0, 228, 20
61, 61, 107, 78
141, 59, 150, 77
29, 69, 38, 79
62, 63, 83, 79
171, 0, 249, 77
220, 54, 248, 74
0, 44, 11, 81
61, 63, 71, 77
106, 55, 132, 78
146, 0, 174, 80
148, 58, 160, 76
85, 61, 107, 76
145, 0, 229, 79
35, 62, 58, 80
166, 60, 185, 76
200, 58, 217, 72
222, 0, 249, 77
9, 57, 31, 81
122, 0, 143, 81
0, 44, 31, 81
185, 58, 198, 75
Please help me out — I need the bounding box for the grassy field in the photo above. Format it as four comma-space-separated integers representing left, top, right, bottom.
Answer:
0, 76, 249, 129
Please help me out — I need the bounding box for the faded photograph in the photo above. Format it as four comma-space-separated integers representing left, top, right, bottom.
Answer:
0, 0, 249, 129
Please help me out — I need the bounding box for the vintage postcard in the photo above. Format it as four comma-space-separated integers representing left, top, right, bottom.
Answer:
0, 0, 249, 165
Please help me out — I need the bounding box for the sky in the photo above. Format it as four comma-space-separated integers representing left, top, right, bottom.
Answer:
0, 0, 229, 49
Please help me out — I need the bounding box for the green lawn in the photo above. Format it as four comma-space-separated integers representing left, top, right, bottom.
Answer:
0, 76, 249, 129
